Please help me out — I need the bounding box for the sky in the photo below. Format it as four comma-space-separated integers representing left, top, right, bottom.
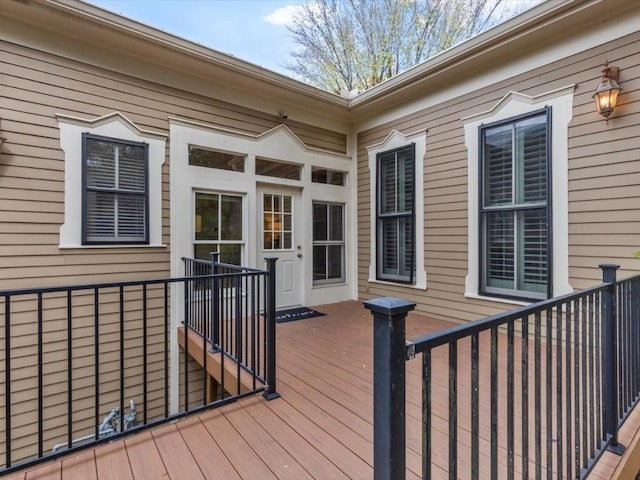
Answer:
88, 0, 306, 76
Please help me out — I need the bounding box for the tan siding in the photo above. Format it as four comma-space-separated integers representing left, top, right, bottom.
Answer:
0, 38, 347, 291
357, 30, 640, 324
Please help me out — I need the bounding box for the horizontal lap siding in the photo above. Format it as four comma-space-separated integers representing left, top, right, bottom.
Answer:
0, 39, 347, 288
0, 288, 169, 464
0, 37, 346, 466
358, 31, 640, 323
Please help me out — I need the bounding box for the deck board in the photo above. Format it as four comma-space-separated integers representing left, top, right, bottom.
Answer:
9, 300, 629, 479
123, 431, 169, 479
93, 441, 133, 480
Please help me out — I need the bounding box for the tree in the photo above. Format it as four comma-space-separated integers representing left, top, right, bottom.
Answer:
285, 0, 535, 93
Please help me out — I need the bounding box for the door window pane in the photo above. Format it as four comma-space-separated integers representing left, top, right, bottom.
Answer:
263, 194, 293, 250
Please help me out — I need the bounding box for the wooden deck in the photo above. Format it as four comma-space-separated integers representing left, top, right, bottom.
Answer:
3, 300, 636, 480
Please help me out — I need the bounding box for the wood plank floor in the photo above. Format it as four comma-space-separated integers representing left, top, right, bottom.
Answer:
2, 300, 629, 479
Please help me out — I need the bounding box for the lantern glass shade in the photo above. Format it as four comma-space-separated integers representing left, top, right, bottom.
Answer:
593, 73, 621, 119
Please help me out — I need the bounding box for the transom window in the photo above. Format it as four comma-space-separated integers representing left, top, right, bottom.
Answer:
311, 167, 346, 186
313, 202, 345, 285
263, 194, 293, 250
82, 134, 148, 244
188, 145, 245, 172
194, 192, 243, 264
376, 144, 415, 283
480, 108, 551, 300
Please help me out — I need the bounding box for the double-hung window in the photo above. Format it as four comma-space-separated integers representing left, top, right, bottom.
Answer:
194, 192, 243, 264
480, 108, 551, 300
376, 145, 415, 283
82, 134, 148, 244
313, 202, 345, 285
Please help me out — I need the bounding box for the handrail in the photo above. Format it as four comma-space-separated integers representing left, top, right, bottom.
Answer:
0, 258, 278, 476
368, 265, 640, 480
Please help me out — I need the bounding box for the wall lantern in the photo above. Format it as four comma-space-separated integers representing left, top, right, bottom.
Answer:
593, 61, 621, 121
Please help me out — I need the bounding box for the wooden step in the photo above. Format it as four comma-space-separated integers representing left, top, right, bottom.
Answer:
177, 326, 263, 396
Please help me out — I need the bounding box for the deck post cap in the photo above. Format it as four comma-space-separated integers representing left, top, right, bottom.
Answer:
363, 297, 416, 316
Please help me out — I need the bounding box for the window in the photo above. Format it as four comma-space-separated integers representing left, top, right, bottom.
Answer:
480, 108, 550, 300
188, 146, 245, 172
194, 192, 243, 264
311, 167, 346, 186
376, 145, 415, 283
313, 203, 345, 284
263, 194, 292, 250
256, 157, 301, 180
82, 134, 148, 244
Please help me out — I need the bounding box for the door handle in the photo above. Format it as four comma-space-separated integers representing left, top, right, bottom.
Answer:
297, 254, 303, 258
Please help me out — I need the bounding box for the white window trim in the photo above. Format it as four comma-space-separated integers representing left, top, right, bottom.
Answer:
366, 130, 427, 289
57, 112, 166, 248
463, 85, 575, 302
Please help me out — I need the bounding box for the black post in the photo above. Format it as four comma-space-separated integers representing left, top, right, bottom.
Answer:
600, 263, 625, 455
211, 252, 220, 351
263, 257, 280, 400
364, 297, 416, 480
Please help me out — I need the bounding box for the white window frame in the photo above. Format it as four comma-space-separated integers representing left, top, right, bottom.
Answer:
366, 130, 427, 289
193, 191, 245, 264
312, 202, 345, 285
58, 112, 166, 248
463, 86, 575, 303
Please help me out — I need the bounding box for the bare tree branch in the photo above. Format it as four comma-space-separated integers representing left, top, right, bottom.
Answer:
284, 0, 536, 93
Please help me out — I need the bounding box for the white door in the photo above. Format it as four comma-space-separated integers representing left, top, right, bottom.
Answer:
258, 187, 303, 309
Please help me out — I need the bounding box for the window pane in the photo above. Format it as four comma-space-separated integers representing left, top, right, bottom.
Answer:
485, 211, 515, 290
399, 217, 413, 278
283, 196, 292, 213
398, 150, 414, 213
379, 153, 397, 214
194, 243, 218, 261
117, 194, 145, 238
311, 167, 345, 186
256, 158, 301, 180
86, 140, 116, 189
282, 232, 292, 249
516, 115, 547, 204
220, 195, 242, 240
330, 204, 343, 241
381, 218, 398, 275
484, 124, 513, 207
328, 245, 343, 280
86, 191, 115, 239
313, 204, 327, 241
188, 146, 245, 172
118, 144, 146, 192
519, 208, 547, 293
219, 244, 242, 265
313, 245, 327, 281
195, 193, 219, 241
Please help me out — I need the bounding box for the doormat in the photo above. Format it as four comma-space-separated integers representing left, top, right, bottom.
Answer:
275, 307, 326, 323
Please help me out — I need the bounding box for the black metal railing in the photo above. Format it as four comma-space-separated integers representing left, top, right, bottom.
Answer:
366, 264, 640, 480
0, 261, 278, 475
181, 254, 279, 402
